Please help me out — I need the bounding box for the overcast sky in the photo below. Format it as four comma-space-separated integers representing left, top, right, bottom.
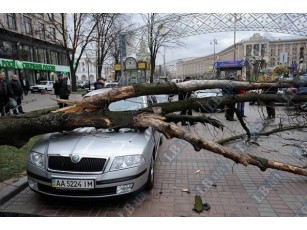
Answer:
3, 0, 306, 66
154, 31, 304, 65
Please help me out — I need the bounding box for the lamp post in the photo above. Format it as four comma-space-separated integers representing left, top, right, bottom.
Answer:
85, 57, 90, 90
210, 39, 217, 75
229, 13, 242, 61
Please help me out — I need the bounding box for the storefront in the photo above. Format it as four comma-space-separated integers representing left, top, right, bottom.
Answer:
0, 58, 70, 85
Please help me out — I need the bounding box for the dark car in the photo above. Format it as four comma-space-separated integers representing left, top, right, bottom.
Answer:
191, 89, 224, 112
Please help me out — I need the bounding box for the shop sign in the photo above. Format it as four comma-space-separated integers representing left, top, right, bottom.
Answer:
0, 58, 68, 72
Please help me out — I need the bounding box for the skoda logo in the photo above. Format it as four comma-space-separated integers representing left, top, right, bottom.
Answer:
71, 154, 80, 163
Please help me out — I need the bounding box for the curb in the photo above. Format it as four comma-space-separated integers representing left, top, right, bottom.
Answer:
0, 177, 28, 205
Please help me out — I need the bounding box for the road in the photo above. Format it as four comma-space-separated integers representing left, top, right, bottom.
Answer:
0, 94, 307, 217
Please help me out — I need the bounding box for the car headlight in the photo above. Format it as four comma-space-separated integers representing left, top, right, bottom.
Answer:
110, 155, 145, 171
28, 151, 45, 168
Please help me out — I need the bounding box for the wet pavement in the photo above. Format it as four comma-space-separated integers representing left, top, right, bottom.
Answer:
0, 94, 307, 217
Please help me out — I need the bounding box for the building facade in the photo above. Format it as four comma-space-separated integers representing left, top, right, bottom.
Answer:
0, 13, 70, 85
75, 56, 96, 83
176, 33, 307, 79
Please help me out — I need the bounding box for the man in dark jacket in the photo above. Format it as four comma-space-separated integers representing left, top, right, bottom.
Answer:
94, 77, 105, 90
58, 75, 71, 108
20, 76, 30, 96
263, 87, 278, 119
9, 74, 25, 115
0, 73, 13, 116
222, 74, 238, 121
53, 75, 62, 98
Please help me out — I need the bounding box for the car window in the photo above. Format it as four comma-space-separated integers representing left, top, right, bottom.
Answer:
108, 97, 147, 111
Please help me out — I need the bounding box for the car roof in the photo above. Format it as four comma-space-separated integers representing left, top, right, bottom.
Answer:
83, 88, 112, 98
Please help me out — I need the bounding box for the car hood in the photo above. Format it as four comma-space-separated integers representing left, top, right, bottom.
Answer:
31, 84, 47, 87
196, 92, 219, 98
32, 127, 152, 157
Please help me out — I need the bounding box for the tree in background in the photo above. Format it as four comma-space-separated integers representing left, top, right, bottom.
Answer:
47, 13, 98, 91
141, 13, 184, 83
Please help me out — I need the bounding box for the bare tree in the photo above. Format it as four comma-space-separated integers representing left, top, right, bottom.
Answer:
46, 13, 98, 91
141, 13, 184, 83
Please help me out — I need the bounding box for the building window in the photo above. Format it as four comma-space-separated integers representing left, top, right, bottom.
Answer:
23, 16, 33, 35
37, 48, 46, 63
20, 45, 34, 62
253, 44, 259, 56
49, 27, 56, 41
7, 13, 17, 30
261, 44, 267, 56
49, 51, 57, 64
38, 22, 45, 40
246, 45, 252, 57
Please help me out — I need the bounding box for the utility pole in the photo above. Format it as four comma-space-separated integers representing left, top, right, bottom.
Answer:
210, 39, 217, 75
119, 33, 126, 86
163, 47, 166, 81
230, 13, 242, 61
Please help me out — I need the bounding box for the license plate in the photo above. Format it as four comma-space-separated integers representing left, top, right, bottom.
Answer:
51, 178, 95, 189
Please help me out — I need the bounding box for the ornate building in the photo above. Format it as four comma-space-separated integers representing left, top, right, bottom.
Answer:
0, 13, 70, 84
176, 33, 307, 79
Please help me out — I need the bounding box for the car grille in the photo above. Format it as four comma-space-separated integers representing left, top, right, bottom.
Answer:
48, 156, 106, 173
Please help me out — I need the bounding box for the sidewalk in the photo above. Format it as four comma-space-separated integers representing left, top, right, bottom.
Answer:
0, 92, 83, 207
1, 101, 307, 216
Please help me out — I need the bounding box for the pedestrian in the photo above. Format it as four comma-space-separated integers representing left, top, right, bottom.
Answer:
236, 75, 247, 118
0, 72, 13, 116
178, 76, 195, 126
222, 74, 238, 121
58, 75, 71, 108
263, 86, 278, 119
53, 75, 62, 99
94, 77, 105, 90
20, 75, 30, 96
9, 74, 25, 115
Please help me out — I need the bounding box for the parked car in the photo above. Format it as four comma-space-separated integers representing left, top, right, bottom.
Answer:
105, 82, 119, 88
191, 88, 224, 112
78, 80, 90, 89
30, 81, 54, 93
27, 89, 162, 199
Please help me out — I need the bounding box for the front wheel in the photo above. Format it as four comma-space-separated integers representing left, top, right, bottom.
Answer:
145, 157, 154, 190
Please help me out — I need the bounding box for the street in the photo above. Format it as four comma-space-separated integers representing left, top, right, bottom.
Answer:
0, 94, 307, 217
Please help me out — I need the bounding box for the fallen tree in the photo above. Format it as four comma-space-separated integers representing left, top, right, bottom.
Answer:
1, 80, 307, 176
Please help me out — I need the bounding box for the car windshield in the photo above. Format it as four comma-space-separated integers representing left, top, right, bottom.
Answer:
38, 81, 48, 85
108, 97, 146, 111
197, 89, 222, 94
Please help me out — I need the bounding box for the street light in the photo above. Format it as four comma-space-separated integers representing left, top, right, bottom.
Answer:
85, 57, 90, 90
229, 13, 242, 61
210, 38, 217, 72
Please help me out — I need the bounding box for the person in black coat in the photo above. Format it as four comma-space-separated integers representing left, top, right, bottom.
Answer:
262, 87, 278, 119
58, 75, 71, 108
53, 75, 62, 99
20, 76, 30, 96
9, 74, 25, 115
222, 74, 239, 121
0, 73, 13, 116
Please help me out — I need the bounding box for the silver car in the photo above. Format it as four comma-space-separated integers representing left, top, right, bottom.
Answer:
27, 89, 162, 198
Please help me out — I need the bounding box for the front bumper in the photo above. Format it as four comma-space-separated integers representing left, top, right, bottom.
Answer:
27, 165, 148, 198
